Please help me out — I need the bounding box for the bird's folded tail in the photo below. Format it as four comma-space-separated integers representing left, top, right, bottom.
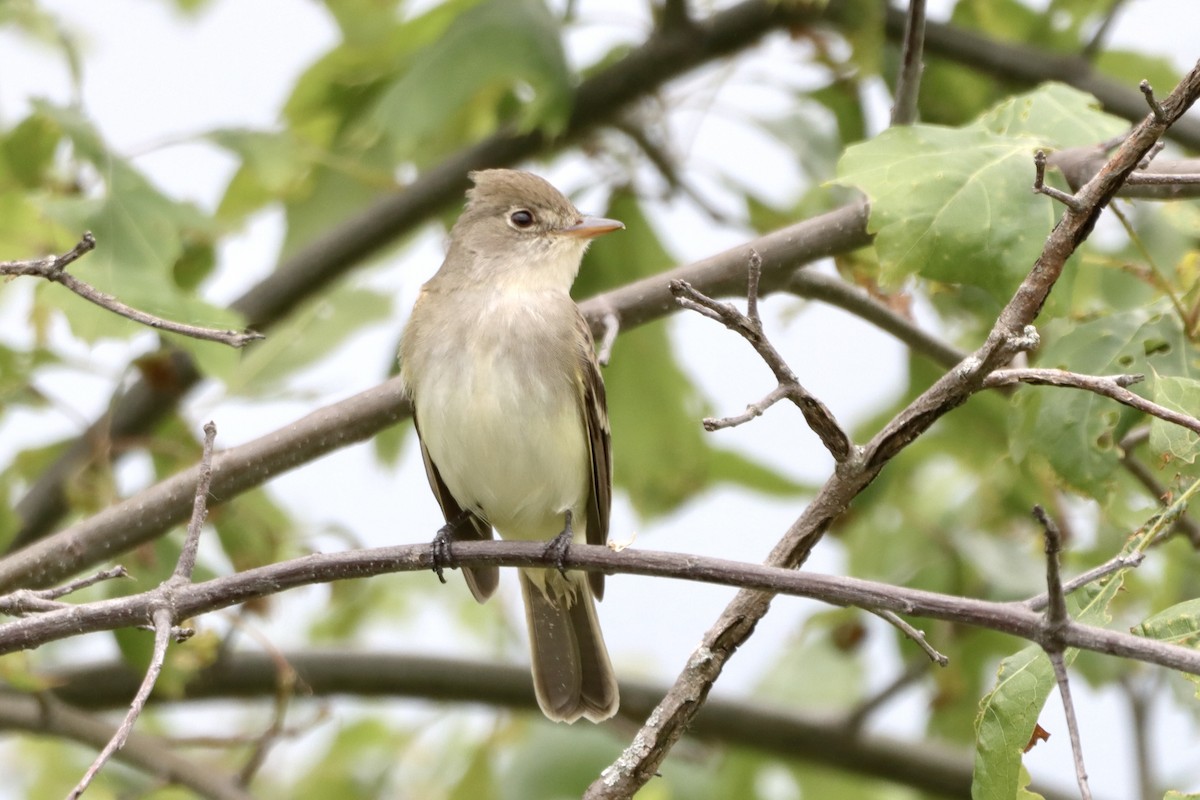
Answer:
519, 567, 618, 723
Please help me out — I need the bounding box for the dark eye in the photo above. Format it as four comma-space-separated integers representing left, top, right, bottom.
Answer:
510, 209, 535, 228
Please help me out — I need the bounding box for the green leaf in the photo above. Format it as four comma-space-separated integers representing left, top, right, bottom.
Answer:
836, 123, 1055, 298
2, 111, 61, 187
368, 0, 571, 161
30, 102, 243, 346
212, 487, 293, 573
1149, 374, 1200, 468
1096, 50, 1180, 106
1011, 308, 1193, 493
208, 129, 318, 221
978, 83, 1128, 146
224, 283, 393, 396
1132, 597, 1200, 648
971, 575, 1124, 799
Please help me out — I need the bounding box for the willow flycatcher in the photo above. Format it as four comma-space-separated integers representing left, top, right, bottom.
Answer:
399, 169, 622, 723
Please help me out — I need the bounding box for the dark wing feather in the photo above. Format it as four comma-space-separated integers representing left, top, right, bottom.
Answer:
413, 414, 498, 603
577, 313, 612, 601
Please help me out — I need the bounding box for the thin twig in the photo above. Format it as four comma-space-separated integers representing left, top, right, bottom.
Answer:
983, 368, 1200, 436
1, 233, 263, 349
1036, 506, 1069, 630
1140, 80, 1166, 123
67, 424, 219, 798
1033, 150, 1084, 210
68, 607, 174, 799
669, 256, 852, 461
787, 270, 967, 368
869, 608, 948, 666
704, 384, 789, 431
1025, 550, 1145, 613
1049, 651, 1092, 800
1124, 171, 1200, 185
0, 566, 129, 617
1034, 506, 1093, 800
890, 0, 926, 126
175, 422, 218, 581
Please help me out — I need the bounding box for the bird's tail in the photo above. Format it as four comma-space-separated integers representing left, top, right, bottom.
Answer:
519, 567, 618, 723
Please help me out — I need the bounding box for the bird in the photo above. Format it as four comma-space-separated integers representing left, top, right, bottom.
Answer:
398, 169, 623, 723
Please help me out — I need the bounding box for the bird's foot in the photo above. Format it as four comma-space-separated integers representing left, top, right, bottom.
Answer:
544, 510, 574, 576
431, 513, 470, 584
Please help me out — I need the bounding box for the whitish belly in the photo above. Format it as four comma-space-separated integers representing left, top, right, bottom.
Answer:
417, 359, 589, 542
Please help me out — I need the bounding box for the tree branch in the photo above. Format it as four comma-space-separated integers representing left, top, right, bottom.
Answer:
67, 423, 219, 798
0, 233, 262, 348
37, 651, 1080, 800
669, 253, 852, 461
1034, 506, 1093, 800
2, 541, 1199, 677
983, 368, 1200, 436
787, 269, 968, 368
890, 0, 927, 126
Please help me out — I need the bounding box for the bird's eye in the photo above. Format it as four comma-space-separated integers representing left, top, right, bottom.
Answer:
509, 209, 535, 229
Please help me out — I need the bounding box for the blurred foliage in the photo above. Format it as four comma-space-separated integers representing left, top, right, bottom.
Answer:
0, 1, 1199, 799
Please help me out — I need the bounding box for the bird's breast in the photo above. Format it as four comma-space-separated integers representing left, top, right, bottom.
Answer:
411, 293, 591, 541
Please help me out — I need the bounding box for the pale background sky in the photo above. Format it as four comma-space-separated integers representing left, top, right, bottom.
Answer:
0, 1, 1197, 797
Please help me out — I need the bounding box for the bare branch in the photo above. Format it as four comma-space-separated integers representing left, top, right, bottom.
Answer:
1, 233, 263, 349
704, 384, 789, 432
69, 607, 174, 799
1035, 505, 1093, 800
1050, 146, 1200, 199
787, 270, 967, 368
1035, 506, 1069, 632
68, 424, 220, 797
4, 541, 1200, 677
1140, 80, 1167, 123
1026, 550, 1145, 613
43, 651, 1073, 800
869, 608, 948, 667
669, 261, 853, 462
984, 368, 1200, 436
174, 422, 218, 582
0, 566, 128, 617
1033, 150, 1084, 210
890, 0, 927, 126
1124, 171, 1200, 185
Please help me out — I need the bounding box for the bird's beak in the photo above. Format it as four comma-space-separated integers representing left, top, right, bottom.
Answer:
560, 216, 624, 239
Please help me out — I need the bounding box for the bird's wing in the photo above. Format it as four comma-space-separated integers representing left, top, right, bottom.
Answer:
413, 413, 498, 603
577, 313, 612, 601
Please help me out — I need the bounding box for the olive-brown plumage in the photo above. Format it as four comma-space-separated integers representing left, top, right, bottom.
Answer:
399, 170, 621, 722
